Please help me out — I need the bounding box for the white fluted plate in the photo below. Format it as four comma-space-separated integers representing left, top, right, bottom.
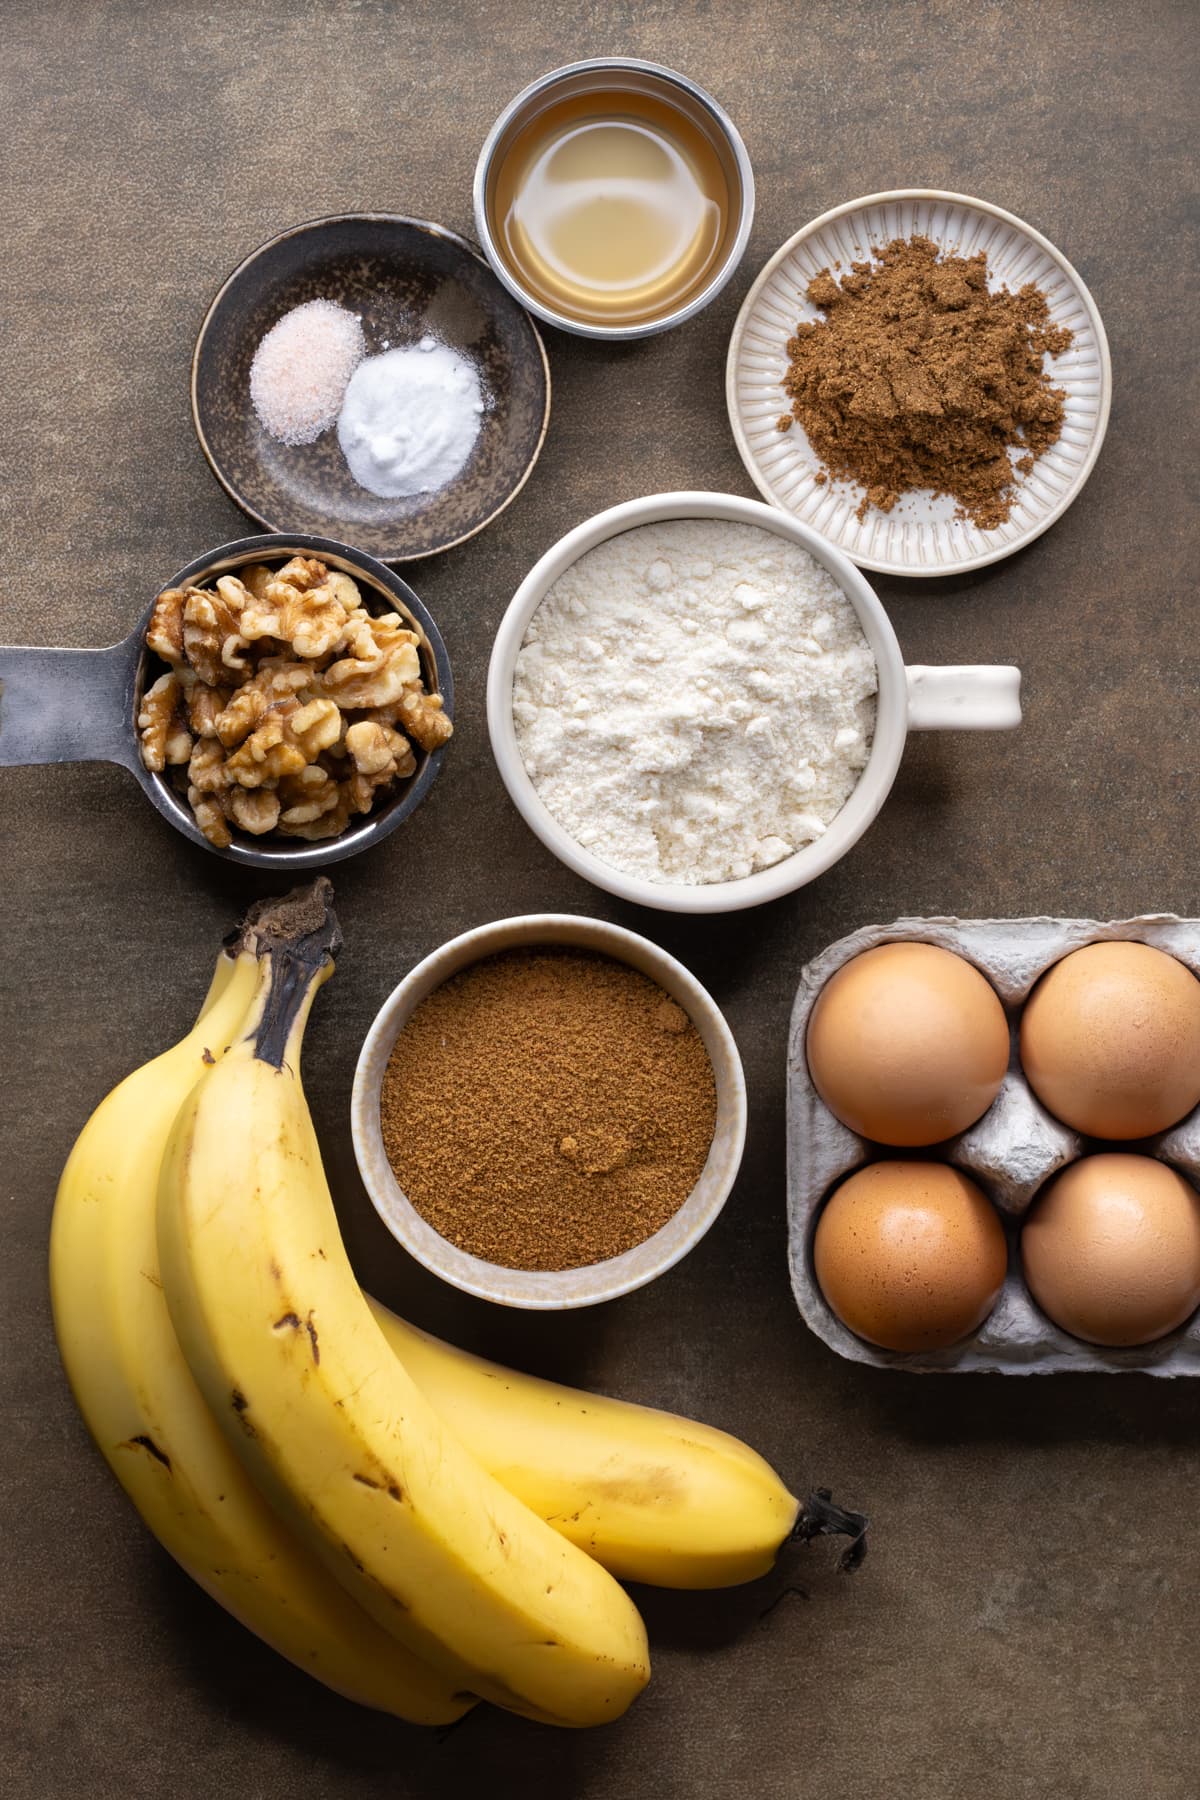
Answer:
726, 190, 1111, 577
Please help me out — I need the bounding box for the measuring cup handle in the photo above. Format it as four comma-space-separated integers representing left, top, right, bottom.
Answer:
0, 632, 142, 769
904, 665, 1022, 731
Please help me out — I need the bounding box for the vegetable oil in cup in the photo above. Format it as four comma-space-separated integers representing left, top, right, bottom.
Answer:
486, 85, 736, 329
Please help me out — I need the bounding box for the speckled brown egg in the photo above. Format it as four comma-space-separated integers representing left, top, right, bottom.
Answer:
1020, 941, 1200, 1139
813, 1161, 1009, 1352
806, 942, 1010, 1147
1021, 1154, 1200, 1346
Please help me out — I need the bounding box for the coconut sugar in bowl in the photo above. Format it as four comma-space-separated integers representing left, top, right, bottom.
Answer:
351, 915, 747, 1309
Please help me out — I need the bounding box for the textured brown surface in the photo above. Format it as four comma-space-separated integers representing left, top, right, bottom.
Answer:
380, 949, 718, 1269
1, 2, 1196, 1797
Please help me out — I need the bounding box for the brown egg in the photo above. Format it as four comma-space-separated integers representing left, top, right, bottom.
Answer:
806, 942, 1010, 1146
1020, 941, 1200, 1139
1021, 1154, 1200, 1346
813, 1161, 1008, 1351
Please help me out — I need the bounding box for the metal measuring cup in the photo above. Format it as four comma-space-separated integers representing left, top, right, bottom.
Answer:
0, 533, 454, 869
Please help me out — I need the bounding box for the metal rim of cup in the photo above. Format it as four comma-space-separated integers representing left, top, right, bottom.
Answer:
472, 57, 757, 342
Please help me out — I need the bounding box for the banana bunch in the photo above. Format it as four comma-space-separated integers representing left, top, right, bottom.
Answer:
50, 882, 866, 1727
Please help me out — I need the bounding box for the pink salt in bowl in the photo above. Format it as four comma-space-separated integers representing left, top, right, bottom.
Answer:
192, 213, 550, 562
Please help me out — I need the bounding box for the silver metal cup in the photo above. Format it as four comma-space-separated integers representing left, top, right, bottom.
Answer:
473, 57, 755, 341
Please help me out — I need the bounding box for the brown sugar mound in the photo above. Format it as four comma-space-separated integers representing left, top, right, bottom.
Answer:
781, 236, 1074, 529
380, 949, 717, 1272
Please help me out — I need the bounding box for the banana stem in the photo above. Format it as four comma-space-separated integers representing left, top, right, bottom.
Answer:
791, 1489, 869, 1572
231, 880, 343, 1072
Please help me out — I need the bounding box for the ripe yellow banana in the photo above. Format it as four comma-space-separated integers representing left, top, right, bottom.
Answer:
368, 1303, 800, 1588
157, 885, 651, 1728
52, 886, 862, 1724
53, 955, 796, 1607
49, 936, 472, 1725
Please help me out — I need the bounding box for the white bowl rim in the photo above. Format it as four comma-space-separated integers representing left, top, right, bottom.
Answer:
350, 912, 748, 1309
725, 187, 1113, 577
486, 490, 909, 914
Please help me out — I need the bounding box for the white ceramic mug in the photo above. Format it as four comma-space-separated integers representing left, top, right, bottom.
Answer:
487, 491, 1022, 914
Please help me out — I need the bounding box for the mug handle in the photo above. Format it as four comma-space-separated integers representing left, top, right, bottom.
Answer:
0, 631, 143, 769
905, 664, 1022, 731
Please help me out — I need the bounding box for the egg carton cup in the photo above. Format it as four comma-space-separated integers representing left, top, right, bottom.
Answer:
787, 915, 1200, 1375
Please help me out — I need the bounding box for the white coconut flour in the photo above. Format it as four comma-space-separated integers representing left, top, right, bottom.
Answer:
512, 519, 878, 886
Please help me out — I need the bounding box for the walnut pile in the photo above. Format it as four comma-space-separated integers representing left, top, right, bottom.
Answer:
137, 557, 452, 847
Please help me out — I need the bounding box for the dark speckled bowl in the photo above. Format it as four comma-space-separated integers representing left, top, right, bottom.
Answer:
191, 215, 551, 562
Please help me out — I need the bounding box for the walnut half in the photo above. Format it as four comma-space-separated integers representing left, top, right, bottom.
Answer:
345, 719, 417, 781
137, 672, 192, 771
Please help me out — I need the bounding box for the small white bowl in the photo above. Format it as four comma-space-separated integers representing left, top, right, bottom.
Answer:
351, 914, 747, 1309
726, 190, 1112, 576
486, 490, 1022, 914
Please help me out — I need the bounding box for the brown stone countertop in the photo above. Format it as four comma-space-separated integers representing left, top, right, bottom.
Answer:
1, 2, 1196, 1796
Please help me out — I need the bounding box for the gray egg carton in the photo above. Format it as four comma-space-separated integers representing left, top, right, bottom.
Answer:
786, 915, 1200, 1375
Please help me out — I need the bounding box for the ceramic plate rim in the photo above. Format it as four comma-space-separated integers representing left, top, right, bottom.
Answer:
726, 188, 1112, 578
190, 212, 552, 563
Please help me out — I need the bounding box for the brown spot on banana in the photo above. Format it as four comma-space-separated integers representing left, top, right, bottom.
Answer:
122, 1435, 171, 1471
271, 1308, 320, 1365
230, 1390, 256, 1437
353, 1472, 405, 1502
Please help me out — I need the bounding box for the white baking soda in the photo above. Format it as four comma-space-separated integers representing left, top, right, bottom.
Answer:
337, 336, 484, 498
512, 520, 878, 886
